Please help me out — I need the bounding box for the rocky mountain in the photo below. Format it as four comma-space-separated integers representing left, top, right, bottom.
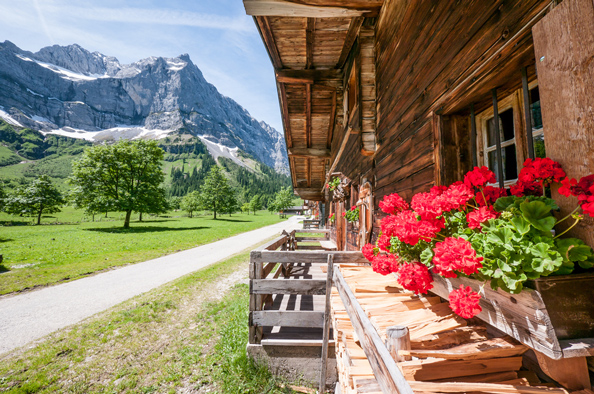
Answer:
0, 41, 289, 174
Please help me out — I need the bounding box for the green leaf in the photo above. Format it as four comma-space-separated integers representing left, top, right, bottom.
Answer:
494, 196, 517, 212
510, 217, 531, 235
529, 243, 563, 274
520, 201, 556, 232
579, 255, 594, 270
486, 227, 513, 245
420, 248, 433, 266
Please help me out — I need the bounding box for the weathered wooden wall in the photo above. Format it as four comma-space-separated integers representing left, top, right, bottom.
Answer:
362, 0, 553, 238
532, 0, 594, 248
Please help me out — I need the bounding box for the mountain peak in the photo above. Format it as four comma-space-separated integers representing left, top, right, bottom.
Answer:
33, 43, 120, 76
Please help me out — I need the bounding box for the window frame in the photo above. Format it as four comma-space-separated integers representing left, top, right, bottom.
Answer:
475, 90, 528, 187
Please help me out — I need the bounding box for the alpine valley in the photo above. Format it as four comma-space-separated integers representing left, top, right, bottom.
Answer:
0, 41, 290, 201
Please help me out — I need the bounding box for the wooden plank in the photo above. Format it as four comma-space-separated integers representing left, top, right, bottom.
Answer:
254, 235, 289, 251
244, 0, 380, 17
534, 350, 591, 390
407, 381, 569, 394
333, 268, 414, 394
295, 228, 331, 234
262, 263, 278, 278
260, 338, 335, 347
251, 279, 327, 295
288, 147, 331, 158
278, 83, 293, 148
337, 17, 364, 68
399, 356, 523, 382
429, 274, 563, 359
327, 89, 337, 148
306, 83, 312, 149
255, 250, 368, 264
320, 255, 334, 394
532, 0, 594, 248
560, 337, 594, 358
400, 337, 528, 361
306, 17, 315, 69
251, 311, 325, 327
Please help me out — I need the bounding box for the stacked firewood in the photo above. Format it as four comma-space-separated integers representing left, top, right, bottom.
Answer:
330, 265, 587, 394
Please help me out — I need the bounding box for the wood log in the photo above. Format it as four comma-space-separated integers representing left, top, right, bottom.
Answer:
407, 381, 569, 394
398, 356, 524, 381
251, 279, 327, 295
400, 336, 528, 361
386, 326, 411, 362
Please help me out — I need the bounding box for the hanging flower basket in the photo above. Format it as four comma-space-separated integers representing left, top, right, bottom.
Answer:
361, 158, 594, 343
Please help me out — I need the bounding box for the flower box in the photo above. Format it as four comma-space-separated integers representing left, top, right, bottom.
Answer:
428, 273, 594, 360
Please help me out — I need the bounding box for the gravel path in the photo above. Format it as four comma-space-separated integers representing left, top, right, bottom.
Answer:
0, 216, 301, 355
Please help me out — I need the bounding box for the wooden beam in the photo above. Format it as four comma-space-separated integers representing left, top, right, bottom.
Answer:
288, 147, 331, 158
252, 250, 368, 264
337, 17, 364, 69
251, 311, 325, 328
278, 82, 293, 148
250, 279, 327, 295
254, 16, 282, 69
289, 156, 297, 187
306, 17, 315, 70
327, 89, 337, 148
407, 381, 569, 394
244, 0, 381, 18
275, 69, 343, 85
307, 157, 312, 187
306, 84, 312, 149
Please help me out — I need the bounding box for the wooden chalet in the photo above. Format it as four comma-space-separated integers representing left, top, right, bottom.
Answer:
244, 0, 594, 392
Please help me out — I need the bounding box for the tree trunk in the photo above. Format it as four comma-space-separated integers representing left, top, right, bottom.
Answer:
213, 202, 217, 220
37, 207, 43, 225
124, 210, 132, 228
189, 211, 193, 218
105, 211, 108, 218
139, 212, 143, 221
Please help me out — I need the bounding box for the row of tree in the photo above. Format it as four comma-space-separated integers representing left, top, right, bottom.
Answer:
1, 140, 295, 227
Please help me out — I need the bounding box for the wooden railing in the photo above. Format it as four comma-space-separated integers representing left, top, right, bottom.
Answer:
248, 239, 366, 344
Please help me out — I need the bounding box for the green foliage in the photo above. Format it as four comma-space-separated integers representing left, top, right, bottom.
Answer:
199, 166, 235, 219
241, 202, 250, 215
4, 175, 65, 224
69, 140, 168, 228
344, 206, 360, 223
249, 194, 262, 214
271, 186, 293, 216
180, 191, 201, 218
328, 176, 340, 191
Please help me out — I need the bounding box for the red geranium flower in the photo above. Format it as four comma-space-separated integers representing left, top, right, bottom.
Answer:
411, 191, 443, 220
342, 211, 346, 217
439, 182, 475, 212
518, 158, 566, 187
464, 166, 496, 189
559, 177, 578, 197
396, 262, 434, 294
467, 206, 498, 230
377, 233, 392, 252
362, 243, 378, 262
379, 193, 409, 215
449, 285, 482, 319
510, 181, 543, 197
372, 254, 398, 276
476, 186, 508, 206
582, 201, 594, 217
432, 237, 483, 277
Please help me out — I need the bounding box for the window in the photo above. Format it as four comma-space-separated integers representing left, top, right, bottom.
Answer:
476, 92, 524, 185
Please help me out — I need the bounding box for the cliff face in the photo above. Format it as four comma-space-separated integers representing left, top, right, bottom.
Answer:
0, 41, 288, 173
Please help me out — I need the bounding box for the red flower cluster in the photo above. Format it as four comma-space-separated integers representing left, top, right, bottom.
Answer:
449, 285, 482, 319
381, 210, 443, 246
372, 254, 398, 276
396, 262, 434, 294
518, 158, 566, 187
432, 237, 483, 278
476, 186, 508, 206
509, 181, 543, 197
464, 166, 496, 189
342, 211, 346, 217
362, 243, 378, 262
559, 174, 594, 217
412, 183, 474, 219
440, 182, 475, 212
467, 206, 498, 229
379, 193, 409, 215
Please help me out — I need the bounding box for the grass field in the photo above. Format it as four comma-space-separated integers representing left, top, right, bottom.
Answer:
0, 245, 304, 393
0, 207, 286, 295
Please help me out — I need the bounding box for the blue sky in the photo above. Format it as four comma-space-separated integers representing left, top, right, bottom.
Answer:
0, 0, 283, 132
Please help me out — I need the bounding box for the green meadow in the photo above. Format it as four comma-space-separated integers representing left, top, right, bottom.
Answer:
0, 207, 286, 295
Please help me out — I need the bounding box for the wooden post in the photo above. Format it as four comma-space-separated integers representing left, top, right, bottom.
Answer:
470, 103, 478, 167
386, 326, 412, 362
521, 67, 535, 159
319, 254, 334, 394
491, 88, 505, 188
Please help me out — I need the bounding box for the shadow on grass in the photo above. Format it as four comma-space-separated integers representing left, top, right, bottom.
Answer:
85, 226, 210, 234
211, 218, 251, 223
0, 264, 9, 274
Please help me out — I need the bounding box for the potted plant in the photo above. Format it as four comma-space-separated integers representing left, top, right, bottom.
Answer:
362, 159, 594, 334
344, 205, 360, 230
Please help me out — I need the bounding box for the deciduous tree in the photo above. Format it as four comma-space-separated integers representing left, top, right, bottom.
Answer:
249, 195, 262, 215
181, 191, 201, 218
5, 175, 65, 225
69, 140, 167, 228
199, 166, 234, 220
